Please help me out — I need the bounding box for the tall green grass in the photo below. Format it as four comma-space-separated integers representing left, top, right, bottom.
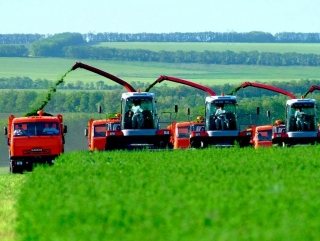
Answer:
0, 173, 26, 241
16, 147, 320, 241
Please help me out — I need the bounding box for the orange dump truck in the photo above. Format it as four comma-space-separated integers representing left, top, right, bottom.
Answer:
251, 121, 286, 149
251, 125, 273, 149
168, 117, 205, 149
85, 115, 121, 151
4, 110, 67, 173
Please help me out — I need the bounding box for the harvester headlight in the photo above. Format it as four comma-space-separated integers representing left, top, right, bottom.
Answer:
196, 133, 201, 137
17, 161, 23, 165
246, 131, 251, 136
164, 131, 170, 135
110, 132, 115, 136
276, 134, 281, 137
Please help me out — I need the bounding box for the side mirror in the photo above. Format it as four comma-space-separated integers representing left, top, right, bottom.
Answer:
187, 108, 190, 116
98, 106, 102, 114
84, 128, 88, 137
3, 126, 7, 136
256, 107, 260, 115
64, 125, 68, 134
174, 105, 178, 113
267, 111, 270, 118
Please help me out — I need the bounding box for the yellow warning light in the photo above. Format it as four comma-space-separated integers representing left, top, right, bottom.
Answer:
221, 92, 225, 96
275, 120, 282, 126
138, 88, 141, 93
196, 116, 203, 122
37, 110, 44, 116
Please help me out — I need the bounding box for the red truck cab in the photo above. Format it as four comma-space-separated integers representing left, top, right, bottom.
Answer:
168, 116, 205, 149
252, 125, 273, 149
85, 115, 121, 151
4, 110, 67, 173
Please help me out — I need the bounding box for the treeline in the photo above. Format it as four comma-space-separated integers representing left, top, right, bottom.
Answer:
84, 32, 320, 43
0, 34, 44, 44
2, 77, 319, 95
1, 31, 320, 44
0, 44, 28, 57
1, 32, 320, 66
1, 80, 319, 117
64, 47, 320, 66
2, 43, 320, 66
29, 33, 85, 57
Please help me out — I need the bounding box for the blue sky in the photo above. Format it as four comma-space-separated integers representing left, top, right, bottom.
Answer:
1, 0, 319, 35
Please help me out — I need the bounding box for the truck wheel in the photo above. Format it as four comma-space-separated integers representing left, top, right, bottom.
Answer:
200, 141, 207, 148
26, 162, 33, 172
190, 139, 201, 148
10, 162, 21, 174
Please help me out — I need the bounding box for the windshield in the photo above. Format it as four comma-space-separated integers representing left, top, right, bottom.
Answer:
106, 122, 120, 131
93, 124, 106, 137
205, 101, 237, 131
13, 122, 60, 136
191, 124, 205, 132
122, 97, 156, 129
286, 103, 317, 131
177, 126, 190, 138
257, 130, 272, 141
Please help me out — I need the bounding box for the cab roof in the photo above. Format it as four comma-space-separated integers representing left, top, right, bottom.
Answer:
122, 92, 155, 99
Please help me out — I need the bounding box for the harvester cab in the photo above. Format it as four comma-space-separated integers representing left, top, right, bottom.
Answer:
227, 81, 297, 147
279, 98, 319, 146
203, 95, 240, 147
228, 81, 320, 146
145, 75, 245, 148
72, 62, 172, 150
121, 92, 157, 130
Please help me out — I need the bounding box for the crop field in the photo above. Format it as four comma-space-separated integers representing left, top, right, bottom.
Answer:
0, 171, 25, 241
1, 57, 320, 86
0, 146, 319, 241
1, 42, 320, 240
92, 42, 320, 54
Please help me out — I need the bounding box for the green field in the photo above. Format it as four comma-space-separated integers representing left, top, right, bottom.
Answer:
1, 42, 320, 240
0, 170, 25, 241
0, 147, 317, 241
93, 42, 320, 54
1, 57, 320, 86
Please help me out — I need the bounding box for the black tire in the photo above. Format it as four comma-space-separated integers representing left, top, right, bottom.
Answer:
10, 161, 22, 174
26, 162, 33, 172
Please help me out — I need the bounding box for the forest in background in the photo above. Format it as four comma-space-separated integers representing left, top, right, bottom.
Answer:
1, 31, 320, 44
1, 32, 320, 66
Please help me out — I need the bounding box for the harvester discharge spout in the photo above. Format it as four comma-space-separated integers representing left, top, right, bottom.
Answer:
72, 62, 136, 92
227, 81, 296, 99
302, 85, 320, 99
145, 75, 216, 96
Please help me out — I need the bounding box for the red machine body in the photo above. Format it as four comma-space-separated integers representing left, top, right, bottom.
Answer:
4, 110, 67, 173
72, 62, 172, 150
147, 75, 252, 148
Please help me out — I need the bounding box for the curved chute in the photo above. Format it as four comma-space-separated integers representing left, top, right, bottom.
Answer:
72, 62, 136, 92
145, 75, 216, 96
302, 85, 320, 99
227, 81, 296, 99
